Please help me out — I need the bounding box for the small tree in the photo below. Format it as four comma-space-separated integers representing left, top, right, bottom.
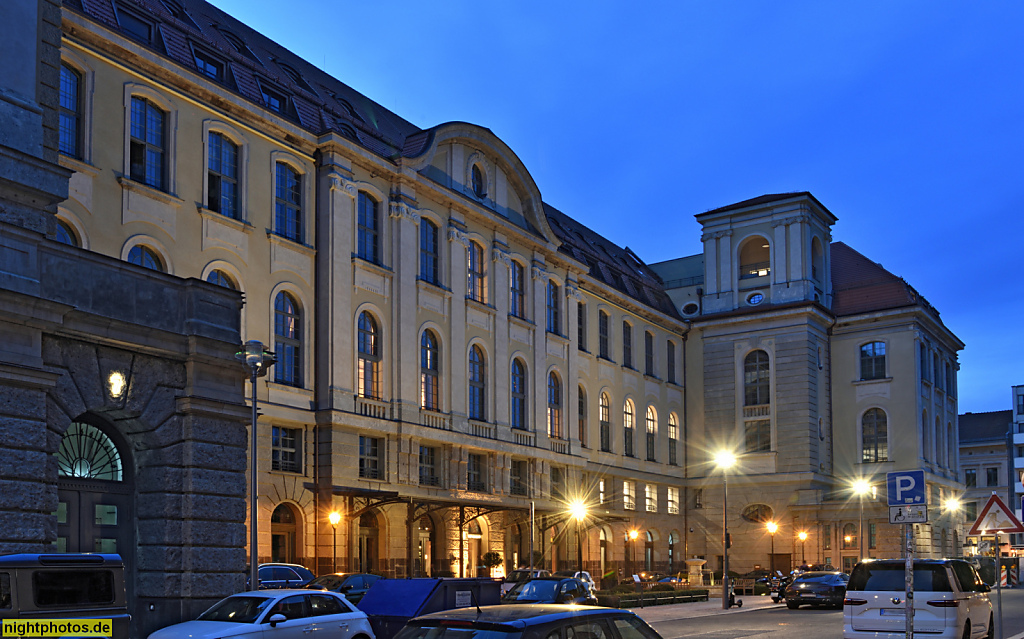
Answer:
480, 551, 503, 576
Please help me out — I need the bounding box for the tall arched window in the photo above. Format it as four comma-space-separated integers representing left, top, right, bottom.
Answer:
511, 359, 527, 430
357, 311, 380, 398
471, 164, 486, 198
420, 330, 439, 410
547, 373, 562, 439
468, 345, 486, 420
578, 385, 587, 447
842, 522, 857, 549
357, 191, 379, 264
274, 292, 301, 386
645, 406, 657, 461
811, 236, 824, 282
467, 242, 486, 303
743, 350, 770, 406
623, 399, 635, 457
599, 393, 611, 452
861, 408, 888, 463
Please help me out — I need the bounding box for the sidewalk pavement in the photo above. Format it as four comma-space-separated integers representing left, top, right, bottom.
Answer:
631, 594, 785, 623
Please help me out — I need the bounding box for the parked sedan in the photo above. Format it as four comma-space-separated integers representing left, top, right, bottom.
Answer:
786, 571, 849, 609
252, 562, 316, 589
306, 572, 382, 604
148, 589, 375, 639
503, 568, 552, 594
501, 577, 598, 605
395, 604, 664, 639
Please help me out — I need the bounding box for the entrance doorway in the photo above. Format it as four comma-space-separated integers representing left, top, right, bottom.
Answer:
358, 512, 379, 572
271, 504, 299, 564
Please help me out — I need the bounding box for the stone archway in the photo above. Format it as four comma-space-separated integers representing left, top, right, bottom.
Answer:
271, 503, 302, 564
358, 511, 380, 573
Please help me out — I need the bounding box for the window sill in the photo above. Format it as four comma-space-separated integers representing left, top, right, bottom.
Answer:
117, 175, 183, 207
509, 314, 534, 329
465, 297, 495, 313
416, 277, 450, 293
853, 377, 892, 386
351, 254, 392, 273
59, 154, 100, 177
643, 373, 661, 383
197, 206, 253, 233
268, 230, 315, 255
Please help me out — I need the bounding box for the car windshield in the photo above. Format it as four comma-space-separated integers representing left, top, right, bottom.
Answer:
309, 575, 345, 589
848, 564, 952, 592
505, 580, 558, 602
197, 595, 274, 623
395, 624, 521, 639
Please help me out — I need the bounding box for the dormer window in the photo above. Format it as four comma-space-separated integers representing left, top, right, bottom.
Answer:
276, 61, 315, 94
117, 7, 154, 44
256, 79, 290, 115
471, 164, 486, 198
217, 28, 258, 61
192, 47, 225, 83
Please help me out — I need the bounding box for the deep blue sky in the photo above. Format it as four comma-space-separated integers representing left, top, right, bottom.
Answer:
210, 1, 1023, 414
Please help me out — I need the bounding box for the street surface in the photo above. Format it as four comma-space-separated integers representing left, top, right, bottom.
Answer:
646, 590, 1024, 639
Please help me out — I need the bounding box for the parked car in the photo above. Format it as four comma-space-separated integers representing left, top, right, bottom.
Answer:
843, 559, 992, 639
306, 573, 382, 604
0, 553, 130, 639
148, 589, 375, 639
503, 568, 552, 594
784, 571, 848, 609
553, 570, 596, 595
251, 563, 316, 589
501, 577, 598, 606
394, 604, 664, 639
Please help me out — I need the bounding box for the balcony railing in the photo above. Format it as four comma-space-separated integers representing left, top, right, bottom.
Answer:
470, 421, 495, 439
743, 404, 771, 418
420, 409, 451, 430
356, 396, 388, 419
550, 439, 569, 454
739, 261, 770, 279
512, 428, 535, 447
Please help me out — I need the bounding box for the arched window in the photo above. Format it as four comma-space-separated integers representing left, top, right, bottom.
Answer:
471, 164, 486, 198
547, 372, 562, 439
357, 191, 379, 264
860, 341, 886, 380
420, 330, 439, 411
57, 422, 123, 480
206, 269, 236, 290
467, 242, 486, 303
55, 219, 78, 247
357, 311, 380, 398
667, 413, 679, 465
739, 236, 770, 279
842, 522, 857, 549
270, 504, 299, 564
623, 399, 635, 457
645, 406, 657, 461
743, 350, 770, 406
644, 531, 654, 571
468, 345, 486, 420
599, 392, 611, 452
420, 219, 439, 284
511, 359, 527, 430
861, 408, 888, 463
274, 292, 302, 386
578, 385, 587, 447
274, 162, 302, 242
127, 245, 163, 272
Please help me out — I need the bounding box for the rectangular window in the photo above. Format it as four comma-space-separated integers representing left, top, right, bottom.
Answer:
578, 392, 587, 448
623, 481, 635, 511
59, 64, 81, 158
357, 192, 379, 263
920, 342, 930, 382
510, 262, 525, 318
1017, 393, 1024, 415
869, 523, 877, 549
467, 243, 485, 302
744, 420, 771, 452
129, 96, 165, 190
193, 49, 224, 82
118, 8, 153, 43
551, 467, 564, 501
599, 479, 606, 504
986, 467, 999, 487
359, 436, 382, 480
577, 303, 587, 351
274, 163, 302, 242
624, 423, 634, 458
964, 469, 976, 488
667, 487, 679, 514
668, 418, 678, 466
622, 322, 632, 368
419, 220, 439, 284
694, 488, 703, 509
964, 501, 977, 523
259, 82, 287, 114
667, 341, 676, 384
645, 332, 655, 376
418, 446, 438, 486
546, 281, 560, 334
645, 484, 657, 513
467, 454, 487, 492
271, 426, 301, 473
598, 311, 610, 359
511, 460, 529, 496
207, 132, 238, 218
822, 524, 831, 550
860, 342, 886, 380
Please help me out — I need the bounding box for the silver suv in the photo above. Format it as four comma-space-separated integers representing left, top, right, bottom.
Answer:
843, 559, 992, 639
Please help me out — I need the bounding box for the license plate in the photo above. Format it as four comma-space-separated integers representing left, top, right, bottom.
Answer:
880, 609, 906, 616
801, 593, 816, 597
770, 591, 778, 597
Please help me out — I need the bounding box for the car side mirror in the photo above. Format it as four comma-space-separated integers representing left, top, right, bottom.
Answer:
268, 614, 287, 627
981, 584, 991, 593
340, 584, 353, 592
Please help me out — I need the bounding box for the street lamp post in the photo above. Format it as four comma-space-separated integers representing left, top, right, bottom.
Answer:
628, 529, 638, 580
570, 501, 587, 574
852, 479, 871, 562
714, 451, 736, 609
329, 511, 341, 573
235, 340, 275, 592
766, 522, 778, 573
798, 531, 808, 566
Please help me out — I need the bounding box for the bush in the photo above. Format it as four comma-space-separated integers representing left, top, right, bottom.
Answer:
650, 584, 675, 592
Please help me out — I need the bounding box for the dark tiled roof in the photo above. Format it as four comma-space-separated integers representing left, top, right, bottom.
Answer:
697, 191, 833, 218
958, 411, 1012, 443
831, 242, 941, 321
544, 204, 680, 319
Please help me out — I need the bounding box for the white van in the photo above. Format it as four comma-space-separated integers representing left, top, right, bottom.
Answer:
843, 559, 991, 639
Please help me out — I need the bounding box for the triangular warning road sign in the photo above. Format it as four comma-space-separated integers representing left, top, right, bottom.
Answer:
967, 494, 1024, 535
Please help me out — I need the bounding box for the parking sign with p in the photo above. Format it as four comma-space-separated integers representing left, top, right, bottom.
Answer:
886, 470, 926, 506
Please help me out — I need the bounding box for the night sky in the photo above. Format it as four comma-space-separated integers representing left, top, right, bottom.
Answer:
209, 0, 1024, 413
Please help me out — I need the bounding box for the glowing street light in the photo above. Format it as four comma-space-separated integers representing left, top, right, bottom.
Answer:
628, 528, 639, 579
797, 531, 808, 565
715, 450, 737, 609
851, 478, 872, 561
766, 521, 778, 573
328, 511, 341, 573
569, 500, 588, 573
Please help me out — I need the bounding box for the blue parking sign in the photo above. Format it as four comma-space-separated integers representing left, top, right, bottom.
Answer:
886, 470, 926, 506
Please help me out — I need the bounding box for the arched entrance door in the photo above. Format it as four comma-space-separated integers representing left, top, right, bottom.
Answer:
271, 504, 299, 564
358, 512, 379, 573
56, 420, 134, 599
644, 532, 654, 572
416, 516, 434, 577
466, 520, 482, 577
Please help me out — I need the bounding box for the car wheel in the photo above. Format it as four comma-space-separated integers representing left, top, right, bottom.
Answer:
787, 601, 800, 610
985, 614, 994, 639
962, 622, 970, 639
771, 597, 780, 603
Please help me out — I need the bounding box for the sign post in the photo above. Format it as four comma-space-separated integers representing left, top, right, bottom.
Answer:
887, 470, 925, 639
966, 493, 1024, 639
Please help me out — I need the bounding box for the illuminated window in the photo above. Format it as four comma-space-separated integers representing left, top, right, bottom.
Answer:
420, 330, 439, 411
511, 359, 527, 430
357, 311, 380, 398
